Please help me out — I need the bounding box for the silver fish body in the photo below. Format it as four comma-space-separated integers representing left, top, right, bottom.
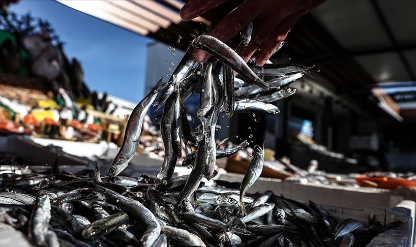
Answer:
191, 35, 269, 89
223, 64, 235, 118
109, 77, 164, 177
241, 203, 275, 223
232, 100, 280, 114
100, 186, 161, 247
28, 193, 52, 246
240, 145, 264, 214
253, 87, 296, 103
82, 211, 130, 239
235, 72, 303, 97
161, 225, 206, 246
240, 22, 253, 46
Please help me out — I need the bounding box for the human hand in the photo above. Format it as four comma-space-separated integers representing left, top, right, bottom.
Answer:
181, 0, 327, 66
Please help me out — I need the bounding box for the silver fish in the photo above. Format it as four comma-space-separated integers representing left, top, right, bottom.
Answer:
223, 64, 235, 118
191, 35, 269, 89
197, 62, 214, 119
240, 22, 253, 47
161, 225, 206, 246
109, 77, 165, 177
253, 87, 296, 103
82, 211, 130, 239
232, 99, 280, 114
235, 72, 303, 97
241, 203, 275, 223
28, 193, 52, 246
240, 145, 264, 215
99, 186, 161, 247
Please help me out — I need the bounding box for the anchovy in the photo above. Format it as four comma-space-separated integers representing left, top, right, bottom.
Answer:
190, 222, 218, 244
181, 212, 226, 232
107, 228, 140, 245
257, 233, 283, 247
50, 206, 80, 234
223, 64, 235, 118
240, 145, 264, 214
241, 203, 274, 223
197, 186, 241, 194
180, 102, 197, 145
235, 73, 303, 97
158, 91, 180, 181
195, 191, 254, 204
205, 107, 220, 179
240, 22, 253, 46
273, 40, 285, 54
216, 140, 249, 158
153, 83, 174, 110
109, 77, 165, 177
82, 211, 130, 239
152, 234, 168, 247
219, 231, 242, 245
73, 214, 91, 228
252, 190, 274, 208
309, 200, 332, 234
98, 186, 161, 247
334, 219, 363, 240
171, 89, 183, 158
53, 228, 91, 247
154, 57, 196, 108
93, 161, 103, 183
191, 35, 269, 89
177, 140, 206, 204
234, 77, 245, 89
252, 63, 313, 77
28, 193, 52, 246
232, 100, 280, 114
246, 224, 296, 236
52, 188, 104, 204
161, 225, 206, 246
45, 231, 59, 247
198, 62, 214, 118
0, 192, 36, 205
253, 87, 296, 103
339, 233, 355, 247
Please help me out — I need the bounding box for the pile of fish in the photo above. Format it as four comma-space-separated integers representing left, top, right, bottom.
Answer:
0, 34, 407, 246
0, 167, 404, 247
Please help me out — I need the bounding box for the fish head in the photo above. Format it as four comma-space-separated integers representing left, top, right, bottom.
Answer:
215, 194, 238, 207
82, 225, 101, 239
109, 157, 129, 177
36, 193, 51, 209
253, 145, 263, 153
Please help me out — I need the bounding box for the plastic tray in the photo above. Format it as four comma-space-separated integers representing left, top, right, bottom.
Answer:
356, 174, 416, 190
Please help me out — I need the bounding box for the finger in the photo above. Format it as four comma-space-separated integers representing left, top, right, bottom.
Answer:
192, 48, 209, 62
191, 0, 262, 62
235, 12, 279, 63
255, 12, 302, 66
208, 0, 263, 42
180, 0, 228, 21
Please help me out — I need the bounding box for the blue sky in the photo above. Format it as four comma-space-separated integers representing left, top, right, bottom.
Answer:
11, 0, 154, 102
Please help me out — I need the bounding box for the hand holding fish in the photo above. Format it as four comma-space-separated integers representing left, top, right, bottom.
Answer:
181, 0, 327, 66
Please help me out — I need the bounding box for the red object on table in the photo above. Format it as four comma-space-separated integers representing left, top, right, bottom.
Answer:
356, 173, 416, 190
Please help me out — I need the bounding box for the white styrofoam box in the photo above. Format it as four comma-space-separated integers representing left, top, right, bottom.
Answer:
31, 137, 110, 158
